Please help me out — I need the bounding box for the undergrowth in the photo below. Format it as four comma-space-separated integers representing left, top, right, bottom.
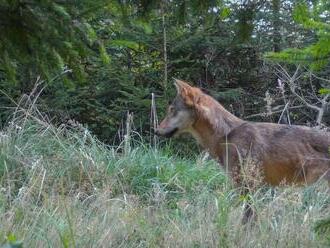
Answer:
0, 106, 329, 247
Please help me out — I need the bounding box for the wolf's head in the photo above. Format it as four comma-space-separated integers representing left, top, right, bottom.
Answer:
155, 79, 202, 138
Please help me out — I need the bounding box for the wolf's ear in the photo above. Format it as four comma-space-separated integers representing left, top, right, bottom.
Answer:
173, 78, 192, 94
173, 78, 200, 106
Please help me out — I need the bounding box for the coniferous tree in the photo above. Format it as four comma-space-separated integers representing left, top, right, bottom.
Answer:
266, 1, 330, 70
0, 0, 109, 86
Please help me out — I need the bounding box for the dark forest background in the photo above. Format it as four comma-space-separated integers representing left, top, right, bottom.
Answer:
1, 0, 330, 143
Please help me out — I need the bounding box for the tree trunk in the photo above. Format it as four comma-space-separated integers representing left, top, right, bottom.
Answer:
161, 0, 168, 90
272, 0, 281, 52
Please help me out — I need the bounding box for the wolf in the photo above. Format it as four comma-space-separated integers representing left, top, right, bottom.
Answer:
155, 79, 330, 223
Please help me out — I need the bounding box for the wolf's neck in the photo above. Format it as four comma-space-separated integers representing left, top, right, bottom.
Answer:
189, 96, 244, 157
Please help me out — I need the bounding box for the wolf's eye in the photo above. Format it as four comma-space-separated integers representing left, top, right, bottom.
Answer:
168, 106, 177, 115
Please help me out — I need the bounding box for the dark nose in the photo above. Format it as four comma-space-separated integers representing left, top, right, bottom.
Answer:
154, 128, 160, 136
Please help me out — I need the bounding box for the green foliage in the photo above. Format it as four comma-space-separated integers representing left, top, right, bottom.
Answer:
112, 149, 226, 200
0, 0, 329, 141
314, 217, 330, 246
0, 112, 225, 200
266, 1, 330, 70
111, 39, 140, 50
235, 2, 256, 42
0, 0, 109, 84
1, 234, 23, 248
319, 88, 330, 95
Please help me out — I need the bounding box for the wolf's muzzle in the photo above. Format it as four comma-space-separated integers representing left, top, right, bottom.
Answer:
154, 127, 178, 138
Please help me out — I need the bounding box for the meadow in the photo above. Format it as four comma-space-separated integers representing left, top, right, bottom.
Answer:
0, 101, 329, 248
1, 1, 330, 247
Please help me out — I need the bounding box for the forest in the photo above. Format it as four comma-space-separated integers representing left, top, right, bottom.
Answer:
0, 0, 329, 247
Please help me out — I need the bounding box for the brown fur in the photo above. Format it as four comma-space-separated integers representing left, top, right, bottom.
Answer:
156, 79, 330, 222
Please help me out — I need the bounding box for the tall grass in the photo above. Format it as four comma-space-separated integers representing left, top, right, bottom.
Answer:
0, 103, 329, 247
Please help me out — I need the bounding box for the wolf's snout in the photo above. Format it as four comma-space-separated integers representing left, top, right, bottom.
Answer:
154, 127, 178, 138
154, 127, 167, 136
154, 128, 161, 136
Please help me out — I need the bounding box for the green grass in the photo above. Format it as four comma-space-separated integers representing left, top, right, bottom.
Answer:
0, 114, 329, 247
